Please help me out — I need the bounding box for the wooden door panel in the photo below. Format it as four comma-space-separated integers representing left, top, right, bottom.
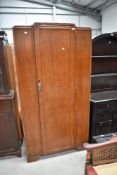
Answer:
34, 27, 76, 153
0, 113, 13, 151
76, 29, 91, 146
13, 27, 42, 161
0, 101, 18, 154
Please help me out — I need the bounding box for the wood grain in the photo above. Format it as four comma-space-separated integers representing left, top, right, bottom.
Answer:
13, 27, 42, 160
34, 25, 76, 154
75, 28, 92, 146
13, 24, 91, 161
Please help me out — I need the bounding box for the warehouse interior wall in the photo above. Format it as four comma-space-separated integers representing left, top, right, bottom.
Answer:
101, 3, 117, 34
0, 0, 101, 44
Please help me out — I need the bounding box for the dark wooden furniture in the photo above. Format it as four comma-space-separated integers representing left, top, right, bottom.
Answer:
0, 31, 21, 157
5, 45, 23, 141
13, 23, 91, 162
90, 32, 117, 143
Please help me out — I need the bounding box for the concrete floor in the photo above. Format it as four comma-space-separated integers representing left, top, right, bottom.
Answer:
0, 145, 86, 175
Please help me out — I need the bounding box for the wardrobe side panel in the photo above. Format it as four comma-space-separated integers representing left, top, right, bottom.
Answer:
76, 29, 92, 146
13, 27, 42, 161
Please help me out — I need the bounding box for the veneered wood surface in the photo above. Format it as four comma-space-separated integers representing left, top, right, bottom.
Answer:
0, 100, 19, 155
13, 27, 42, 160
13, 24, 91, 161
34, 25, 76, 154
75, 29, 91, 146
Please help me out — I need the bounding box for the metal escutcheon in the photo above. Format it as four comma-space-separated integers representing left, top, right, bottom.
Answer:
37, 80, 42, 92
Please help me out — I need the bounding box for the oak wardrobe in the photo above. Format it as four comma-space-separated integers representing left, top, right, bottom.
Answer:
13, 23, 91, 162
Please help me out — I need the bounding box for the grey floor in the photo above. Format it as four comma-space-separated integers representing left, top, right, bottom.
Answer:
0, 145, 86, 175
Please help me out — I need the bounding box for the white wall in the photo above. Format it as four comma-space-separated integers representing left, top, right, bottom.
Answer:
0, 0, 101, 44
101, 3, 117, 33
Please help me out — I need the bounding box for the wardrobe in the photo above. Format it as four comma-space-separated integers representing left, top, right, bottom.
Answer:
13, 23, 91, 162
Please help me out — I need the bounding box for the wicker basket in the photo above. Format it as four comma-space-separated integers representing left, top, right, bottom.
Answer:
91, 144, 117, 166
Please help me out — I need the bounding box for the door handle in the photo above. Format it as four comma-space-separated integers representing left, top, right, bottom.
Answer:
37, 80, 42, 92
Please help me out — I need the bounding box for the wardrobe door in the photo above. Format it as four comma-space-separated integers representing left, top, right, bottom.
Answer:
76, 28, 91, 146
34, 25, 76, 154
13, 27, 42, 161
